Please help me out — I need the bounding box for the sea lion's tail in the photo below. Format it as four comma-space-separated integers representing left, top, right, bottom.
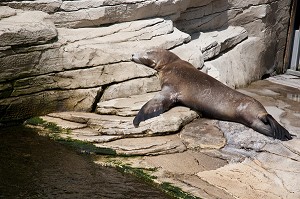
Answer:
265, 114, 293, 141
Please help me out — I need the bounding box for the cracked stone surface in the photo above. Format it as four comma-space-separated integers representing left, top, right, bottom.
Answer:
191, 26, 248, 61
0, 10, 57, 47
46, 105, 198, 139
100, 76, 161, 102
95, 135, 187, 156
197, 158, 299, 199
97, 92, 157, 116
180, 119, 226, 150
206, 37, 266, 88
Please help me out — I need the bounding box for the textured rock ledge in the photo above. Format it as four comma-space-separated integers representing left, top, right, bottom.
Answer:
0, 0, 292, 122
1, 1, 298, 198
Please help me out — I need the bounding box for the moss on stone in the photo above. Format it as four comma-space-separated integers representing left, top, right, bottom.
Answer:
161, 182, 200, 199
25, 117, 117, 155
25, 117, 61, 133
56, 138, 117, 155
116, 164, 157, 183
25, 117, 46, 126
26, 116, 200, 198
102, 158, 200, 199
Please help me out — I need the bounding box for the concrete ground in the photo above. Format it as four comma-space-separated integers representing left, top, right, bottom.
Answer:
38, 74, 300, 199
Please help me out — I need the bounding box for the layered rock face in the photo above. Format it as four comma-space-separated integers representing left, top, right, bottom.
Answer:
0, 0, 292, 123
1, 2, 299, 199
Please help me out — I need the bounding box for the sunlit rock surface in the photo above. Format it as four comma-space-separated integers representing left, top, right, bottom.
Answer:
0, 1, 299, 198
0, 0, 291, 122
40, 76, 300, 199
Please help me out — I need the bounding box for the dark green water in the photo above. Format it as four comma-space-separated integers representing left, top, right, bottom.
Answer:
0, 126, 170, 199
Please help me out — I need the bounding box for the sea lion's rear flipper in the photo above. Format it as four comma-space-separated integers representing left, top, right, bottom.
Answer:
133, 87, 177, 127
265, 114, 294, 140
252, 114, 293, 141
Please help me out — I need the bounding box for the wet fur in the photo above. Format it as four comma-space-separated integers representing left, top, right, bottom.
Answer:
132, 49, 293, 141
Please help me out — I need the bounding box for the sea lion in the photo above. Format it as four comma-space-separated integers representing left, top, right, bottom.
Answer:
131, 48, 293, 141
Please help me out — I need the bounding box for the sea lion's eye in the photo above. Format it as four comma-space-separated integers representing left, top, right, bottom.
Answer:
150, 60, 156, 67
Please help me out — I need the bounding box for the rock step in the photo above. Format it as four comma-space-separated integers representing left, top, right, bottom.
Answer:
96, 92, 156, 116
47, 104, 198, 138
95, 134, 187, 156
42, 107, 197, 155
42, 111, 233, 156
40, 91, 231, 156
192, 26, 248, 61
267, 74, 300, 90
0, 9, 57, 48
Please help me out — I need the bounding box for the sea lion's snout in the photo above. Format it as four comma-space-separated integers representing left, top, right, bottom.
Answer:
131, 52, 155, 68
131, 53, 143, 64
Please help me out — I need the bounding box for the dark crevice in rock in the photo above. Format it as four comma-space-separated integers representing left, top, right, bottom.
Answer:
5, 35, 59, 50
0, 82, 13, 99
203, 36, 249, 62
56, 1, 145, 13
91, 86, 106, 113
90, 73, 157, 112
2, 86, 101, 100
0, 59, 132, 85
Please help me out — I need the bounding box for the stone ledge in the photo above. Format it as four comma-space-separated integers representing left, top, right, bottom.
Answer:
191, 26, 248, 61
47, 106, 198, 137
0, 10, 57, 47
95, 135, 186, 156
97, 92, 157, 116
34, 76, 300, 199
51, 0, 189, 28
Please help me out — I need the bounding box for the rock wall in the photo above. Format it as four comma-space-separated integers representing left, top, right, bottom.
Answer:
0, 0, 292, 123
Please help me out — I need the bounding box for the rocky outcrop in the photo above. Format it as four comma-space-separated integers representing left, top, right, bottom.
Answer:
0, 11, 57, 48
37, 76, 300, 199
0, 0, 292, 122
175, 0, 291, 74
206, 37, 266, 88
1, 1, 298, 198
45, 93, 198, 138
0, 15, 192, 122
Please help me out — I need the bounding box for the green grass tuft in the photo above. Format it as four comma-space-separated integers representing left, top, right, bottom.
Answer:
114, 163, 200, 199
25, 117, 116, 155
25, 117, 61, 133
57, 138, 117, 155
25, 117, 46, 126
26, 117, 200, 198
160, 182, 200, 199
116, 164, 157, 183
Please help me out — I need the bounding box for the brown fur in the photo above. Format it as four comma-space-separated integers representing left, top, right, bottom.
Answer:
132, 49, 293, 140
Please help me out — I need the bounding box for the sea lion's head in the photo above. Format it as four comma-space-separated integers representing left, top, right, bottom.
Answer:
132, 48, 180, 71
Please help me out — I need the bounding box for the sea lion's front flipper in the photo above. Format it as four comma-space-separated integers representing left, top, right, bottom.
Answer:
133, 87, 177, 127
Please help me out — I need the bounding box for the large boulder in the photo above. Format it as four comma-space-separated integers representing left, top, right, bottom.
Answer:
206, 37, 266, 88
0, 16, 191, 123
50, 0, 190, 28
0, 0, 61, 13
190, 26, 248, 61
0, 0, 293, 124
0, 9, 57, 47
